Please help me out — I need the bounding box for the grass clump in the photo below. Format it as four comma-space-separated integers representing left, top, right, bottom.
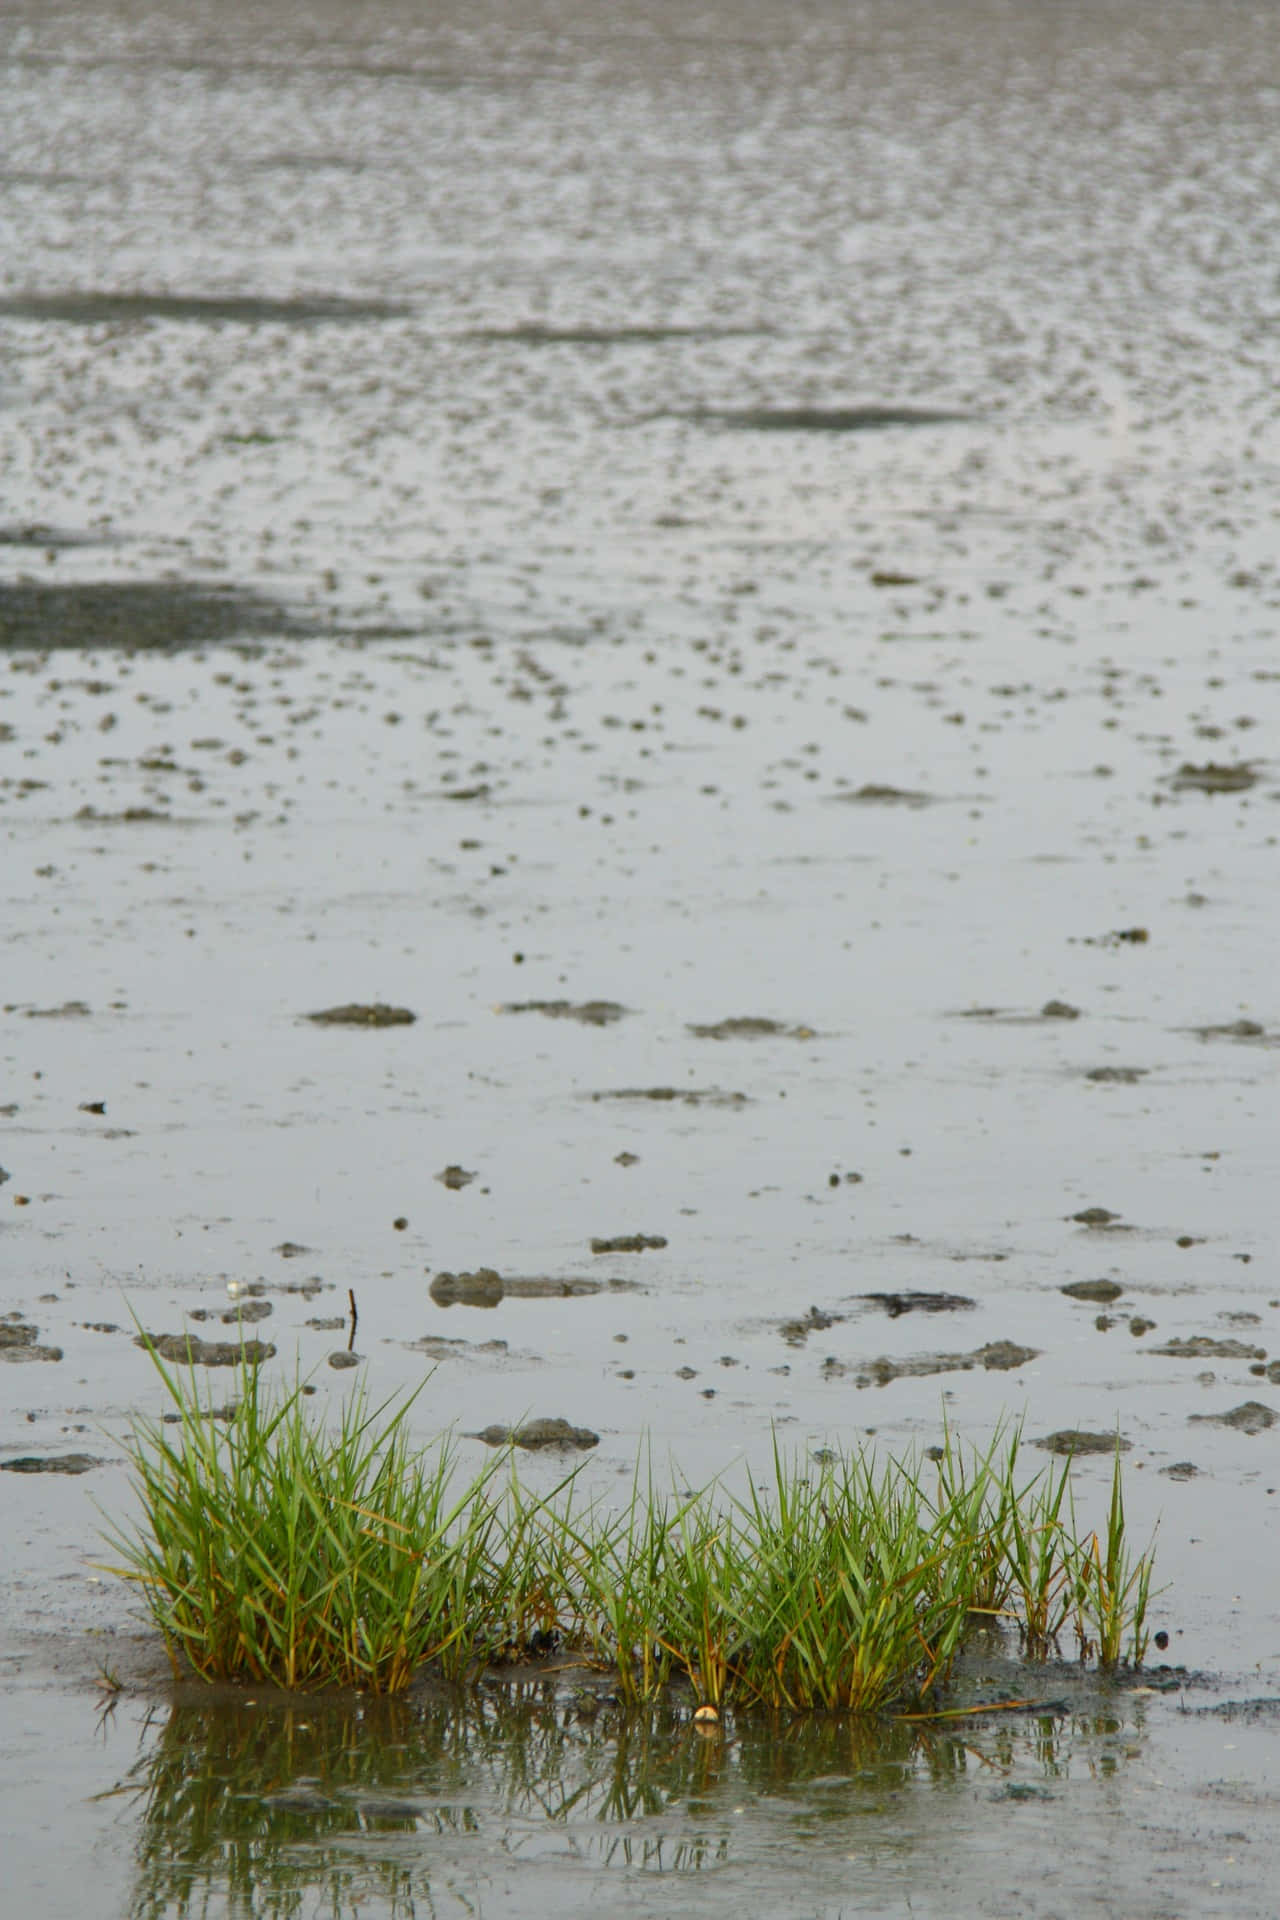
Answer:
105, 1346, 511, 1691
106, 1347, 1157, 1707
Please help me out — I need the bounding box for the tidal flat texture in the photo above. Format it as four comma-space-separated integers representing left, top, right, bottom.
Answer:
2, 0, 1280, 1914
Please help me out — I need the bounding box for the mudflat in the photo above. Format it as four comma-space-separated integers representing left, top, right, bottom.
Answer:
2, 1, 1279, 1914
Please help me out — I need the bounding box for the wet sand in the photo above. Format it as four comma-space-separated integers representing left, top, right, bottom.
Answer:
2, 0, 1280, 1913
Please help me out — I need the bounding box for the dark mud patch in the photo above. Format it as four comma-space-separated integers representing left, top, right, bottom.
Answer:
1036, 1430, 1130, 1456
1070, 1206, 1131, 1230
780, 1306, 844, 1346
409, 1335, 509, 1361
502, 999, 627, 1026
22, 999, 92, 1018
825, 1340, 1038, 1388
469, 322, 765, 346
305, 1003, 416, 1027
134, 1333, 276, 1366
0, 292, 408, 326
0, 1452, 100, 1475
471, 1417, 599, 1452
429, 1267, 640, 1307
684, 404, 975, 432
0, 523, 115, 550
228, 1298, 276, 1325
590, 1086, 749, 1107
0, 1319, 63, 1363
1188, 1401, 1276, 1435
688, 1015, 816, 1040
833, 782, 936, 808
859, 1290, 977, 1317
503, 1275, 641, 1299
430, 1268, 504, 1309
1061, 1279, 1125, 1303
1162, 1461, 1200, 1480
435, 1164, 475, 1189
1152, 1336, 1267, 1361
327, 1351, 361, 1370
0, 581, 315, 653
1187, 1018, 1278, 1045
1168, 762, 1258, 794
1084, 1066, 1149, 1084
952, 1000, 1082, 1023
590, 1233, 667, 1254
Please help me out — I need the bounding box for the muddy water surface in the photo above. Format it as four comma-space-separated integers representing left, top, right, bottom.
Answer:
2, 0, 1280, 1913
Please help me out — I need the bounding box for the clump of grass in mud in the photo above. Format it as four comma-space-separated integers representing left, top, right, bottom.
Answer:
103, 1344, 515, 1691
105, 1347, 1156, 1706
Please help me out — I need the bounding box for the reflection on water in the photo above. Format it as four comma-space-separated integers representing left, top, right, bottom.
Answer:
113, 1672, 1145, 1919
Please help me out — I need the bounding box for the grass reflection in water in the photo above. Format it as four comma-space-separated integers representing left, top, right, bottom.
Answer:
114, 1676, 1146, 1919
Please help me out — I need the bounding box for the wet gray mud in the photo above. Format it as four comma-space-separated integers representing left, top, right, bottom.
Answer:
4, 0, 1280, 1913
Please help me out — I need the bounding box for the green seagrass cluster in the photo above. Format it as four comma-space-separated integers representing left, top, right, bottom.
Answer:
105, 1344, 1155, 1709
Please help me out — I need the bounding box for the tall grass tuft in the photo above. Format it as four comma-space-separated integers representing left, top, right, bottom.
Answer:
105, 1344, 1159, 1705
1068, 1442, 1157, 1667
104, 1343, 509, 1691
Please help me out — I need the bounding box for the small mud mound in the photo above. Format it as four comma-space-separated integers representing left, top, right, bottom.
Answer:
502, 1275, 642, 1299
1188, 1401, 1276, 1435
859, 1291, 977, 1318
1, 1453, 100, 1474
589, 1233, 667, 1254
306, 1003, 416, 1027
688, 1016, 816, 1040
1152, 1336, 1267, 1361
833, 783, 935, 808
1169, 762, 1258, 793
781, 1306, 843, 1346
502, 999, 628, 1026
590, 1086, 749, 1107
1061, 1280, 1125, 1304
826, 1341, 1038, 1388
952, 1000, 1082, 1023
471, 1418, 599, 1452
1070, 1207, 1129, 1229
134, 1333, 276, 1366
0, 1319, 62, 1363
1189, 1018, 1277, 1045
1036, 1431, 1130, 1456
430, 1269, 504, 1308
